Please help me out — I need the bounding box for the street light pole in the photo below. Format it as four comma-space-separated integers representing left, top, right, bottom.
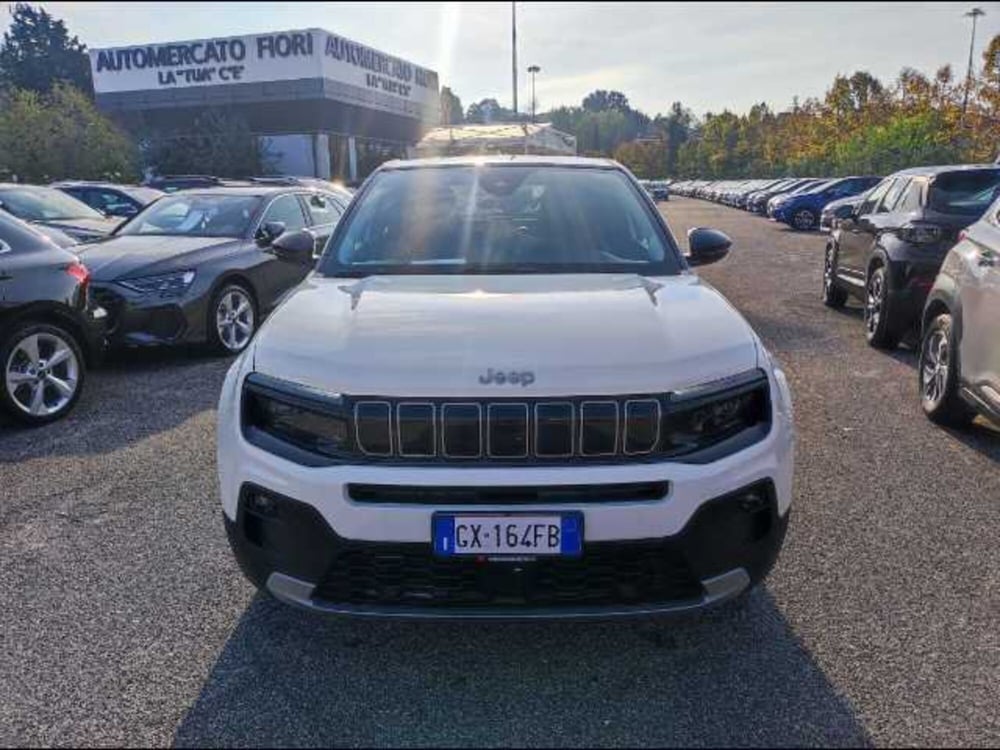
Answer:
511, 2, 518, 118
527, 65, 540, 122
962, 7, 986, 122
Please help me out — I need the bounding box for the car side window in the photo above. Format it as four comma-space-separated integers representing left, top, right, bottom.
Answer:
260, 194, 308, 233
88, 189, 135, 215
859, 178, 894, 215
879, 178, 910, 213
894, 179, 924, 213
303, 193, 343, 227
62, 188, 89, 206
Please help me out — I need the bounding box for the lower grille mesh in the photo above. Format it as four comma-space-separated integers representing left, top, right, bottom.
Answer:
313, 542, 703, 608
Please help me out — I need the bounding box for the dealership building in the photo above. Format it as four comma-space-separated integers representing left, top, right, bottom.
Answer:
90, 28, 440, 181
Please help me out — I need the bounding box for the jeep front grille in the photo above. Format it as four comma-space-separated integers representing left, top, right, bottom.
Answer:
241, 370, 772, 466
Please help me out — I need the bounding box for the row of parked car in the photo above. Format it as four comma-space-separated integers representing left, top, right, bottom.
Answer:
0, 175, 353, 425
670, 166, 1000, 430
669, 176, 884, 230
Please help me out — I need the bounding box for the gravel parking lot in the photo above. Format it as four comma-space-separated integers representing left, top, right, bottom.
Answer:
1, 196, 998, 748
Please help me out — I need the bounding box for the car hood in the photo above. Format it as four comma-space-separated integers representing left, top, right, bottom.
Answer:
823, 195, 860, 212
252, 274, 760, 398
77, 234, 242, 281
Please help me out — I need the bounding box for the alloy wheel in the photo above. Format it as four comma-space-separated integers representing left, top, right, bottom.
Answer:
5, 332, 80, 417
216, 288, 255, 352
864, 271, 883, 335
823, 248, 835, 296
793, 209, 815, 230
921, 329, 950, 409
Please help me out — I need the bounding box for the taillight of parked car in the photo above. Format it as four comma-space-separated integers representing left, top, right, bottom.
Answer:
896, 223, 943, 245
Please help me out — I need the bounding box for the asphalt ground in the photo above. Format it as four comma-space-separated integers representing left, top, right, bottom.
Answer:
1, 196, 998, 747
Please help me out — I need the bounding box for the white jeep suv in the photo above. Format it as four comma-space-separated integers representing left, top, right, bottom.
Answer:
216, 156, 794, 619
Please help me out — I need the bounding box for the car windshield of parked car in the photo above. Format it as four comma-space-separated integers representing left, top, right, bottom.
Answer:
927, 170, 1000, 216
322, 165, 679, 276
118, 194, 260, 237
0, 187, 105, 222
122, 186, 164, 205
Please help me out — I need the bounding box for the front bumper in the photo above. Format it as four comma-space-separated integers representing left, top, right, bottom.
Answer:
217, 352, 795, 619
90, 283, 208, 347
80, 304, 108, 366
224, 479, 788, 619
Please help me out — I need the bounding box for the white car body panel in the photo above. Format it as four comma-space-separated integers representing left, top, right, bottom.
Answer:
251, 273, 759, 398
217, 273, 795, 544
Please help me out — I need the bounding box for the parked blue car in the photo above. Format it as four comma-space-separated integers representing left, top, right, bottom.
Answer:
771, 175, 882, 230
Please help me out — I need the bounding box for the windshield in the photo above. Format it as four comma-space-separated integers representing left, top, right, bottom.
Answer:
927, 170, 1000, 216
121, 186, 164, 205
0, 187, 105, 222
321, 165, 680, 276
118, 193, 261, 237
802, 179, 837, 195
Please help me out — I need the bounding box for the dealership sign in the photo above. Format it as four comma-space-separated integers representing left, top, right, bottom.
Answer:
90, 28, 440, 121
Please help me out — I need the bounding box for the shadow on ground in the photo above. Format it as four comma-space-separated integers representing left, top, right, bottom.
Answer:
0, 346, 232, 462
174, 588, 869, 748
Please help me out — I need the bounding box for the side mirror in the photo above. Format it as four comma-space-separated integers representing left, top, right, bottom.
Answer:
256, 220, 286, 245
271, 229, 316, 266
686, 227, 732, 267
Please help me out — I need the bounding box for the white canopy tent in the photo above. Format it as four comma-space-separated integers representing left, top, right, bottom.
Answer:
413, 122, 577, 158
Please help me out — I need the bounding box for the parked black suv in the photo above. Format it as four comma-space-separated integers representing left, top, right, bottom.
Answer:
0, 212, 105, 425
822, 165, 1000, 348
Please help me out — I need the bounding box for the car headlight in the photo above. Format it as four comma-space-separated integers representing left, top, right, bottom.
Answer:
242, 374, 349, 459
119, 270, 196, 296
663, 370, 770, 456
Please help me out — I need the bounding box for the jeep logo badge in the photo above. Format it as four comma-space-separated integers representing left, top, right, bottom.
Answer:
479, 369, 535, 387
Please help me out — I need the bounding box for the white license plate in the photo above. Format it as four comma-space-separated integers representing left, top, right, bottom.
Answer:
432, 514, 583, 557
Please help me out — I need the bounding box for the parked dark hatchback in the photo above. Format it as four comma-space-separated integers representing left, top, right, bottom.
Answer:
823, 165, 1000, 348
0, 184, 122, 244
79, 186, 349, 353
52, 181, 165, 218
0, 212, 106, 425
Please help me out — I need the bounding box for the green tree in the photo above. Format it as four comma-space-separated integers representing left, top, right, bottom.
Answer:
613, 139, 667, 178
440, 86, 464, 125
465, 98, 513, 124
0, 3, 91, 95
141, 108, 273, 178
0, 83, 136, 182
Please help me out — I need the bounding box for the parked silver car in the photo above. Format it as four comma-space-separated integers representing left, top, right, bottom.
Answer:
919, 198, 1000, 427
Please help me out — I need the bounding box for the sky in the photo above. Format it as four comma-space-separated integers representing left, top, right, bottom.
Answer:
13, 1, 1000, 118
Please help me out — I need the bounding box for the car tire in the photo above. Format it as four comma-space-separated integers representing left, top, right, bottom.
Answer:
792, 208, 817, 231
822, 244, 848, 308
864, 264, 900, 349
919, 313, 976, 427
209, 283, 257, 355
1, 321, 85, 426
